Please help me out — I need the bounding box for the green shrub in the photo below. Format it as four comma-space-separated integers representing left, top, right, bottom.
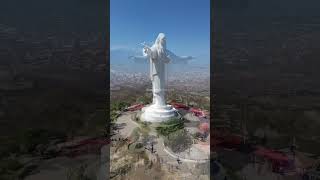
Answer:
156, 118, 184, 136
110, 111, 119, 122
135, 143, 143, 149
111, 101, 129, 112
136, 96, 152, 104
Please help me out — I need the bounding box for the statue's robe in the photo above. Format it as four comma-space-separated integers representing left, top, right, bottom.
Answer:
147, 45, 171, 106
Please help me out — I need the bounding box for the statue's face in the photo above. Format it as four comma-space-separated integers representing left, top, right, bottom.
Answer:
160, 37, 166, 45
157, 33, 166, 46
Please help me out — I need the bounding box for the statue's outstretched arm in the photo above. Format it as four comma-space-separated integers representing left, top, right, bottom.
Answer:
143, 48, 157, 61
143, 46, 152, 57
141, 42, 153, 58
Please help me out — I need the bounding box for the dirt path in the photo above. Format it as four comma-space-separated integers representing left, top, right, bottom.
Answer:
115, 112, 139, 138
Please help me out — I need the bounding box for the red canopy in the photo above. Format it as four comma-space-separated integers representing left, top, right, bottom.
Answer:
190, 108, 206, 117
199, 122, 210, 133
171, 102, 189, 110
190, 107, 202, 113
126, 103, 144, 111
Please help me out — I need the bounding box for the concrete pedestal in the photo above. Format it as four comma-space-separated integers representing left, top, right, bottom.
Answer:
140, 104, 177, 122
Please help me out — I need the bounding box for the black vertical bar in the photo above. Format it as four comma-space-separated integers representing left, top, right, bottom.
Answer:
106, 0, 110, 179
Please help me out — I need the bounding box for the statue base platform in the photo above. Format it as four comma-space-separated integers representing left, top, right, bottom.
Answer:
140, 104, 178, 122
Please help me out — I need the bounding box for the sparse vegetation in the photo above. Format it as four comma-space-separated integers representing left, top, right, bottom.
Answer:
136, 95, 152, 104
164, 129, 192, 153
139, 123, 151, 136
193, 132, 206, 140
110, 110, 119, 122
130, 127, 141, 143
156, 118, 184, 136
110, 101, 129, 123
128, 142, 144, 153
131, 113, 139, 122
201, 103, 210, 111
111, 101, 129, 112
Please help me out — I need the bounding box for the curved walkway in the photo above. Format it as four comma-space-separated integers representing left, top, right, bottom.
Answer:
163, 143, 209, 163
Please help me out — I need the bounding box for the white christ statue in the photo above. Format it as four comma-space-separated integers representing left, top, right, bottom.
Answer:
140, 33, 177, 122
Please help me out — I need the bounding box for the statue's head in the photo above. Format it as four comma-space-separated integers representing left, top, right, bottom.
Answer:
155, 33, 166, 48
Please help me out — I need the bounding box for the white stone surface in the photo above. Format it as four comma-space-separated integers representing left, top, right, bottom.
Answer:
140, 33, 177, 122
141, 105, 177, 122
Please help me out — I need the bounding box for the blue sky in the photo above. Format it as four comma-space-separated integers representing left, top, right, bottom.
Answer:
110, 0, 210, 61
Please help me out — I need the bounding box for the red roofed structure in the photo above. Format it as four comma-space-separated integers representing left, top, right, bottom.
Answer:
171, 102, 189, 110
126, 103, 144, 111
190, 107, 207, 117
